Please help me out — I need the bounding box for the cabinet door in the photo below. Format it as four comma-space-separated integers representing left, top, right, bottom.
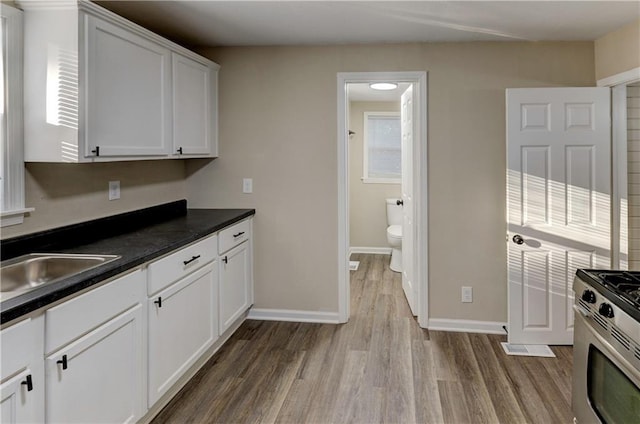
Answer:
0, 317, 44, 424
45, 305, 144, 423
0, 369, 41, 424
219, 241, 251, 333
172, 53, 214, 156
148, 262, 218, 406
84, 14, 171, 157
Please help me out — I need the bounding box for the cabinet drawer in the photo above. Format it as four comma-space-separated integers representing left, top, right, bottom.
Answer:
45, 269, 144, 354
218, 219, 251, 254
147, 234, 217, 295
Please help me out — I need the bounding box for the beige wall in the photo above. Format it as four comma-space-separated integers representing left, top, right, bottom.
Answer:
595, 19, 640, 81
349, 101, 401, 249
188, 41, 595, 322
2, 161, 187, 239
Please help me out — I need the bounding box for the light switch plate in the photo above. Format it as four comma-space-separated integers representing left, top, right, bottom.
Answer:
462, 286, 473, 303
243, 178, 253, 193
109, 181, 120, 200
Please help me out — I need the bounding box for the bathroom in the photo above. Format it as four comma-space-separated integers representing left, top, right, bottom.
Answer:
347, 82, 409, 275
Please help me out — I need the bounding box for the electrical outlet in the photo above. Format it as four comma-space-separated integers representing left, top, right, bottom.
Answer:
462, 286, 473, 303
109, 181, 120, 200
243, 178, 253, 194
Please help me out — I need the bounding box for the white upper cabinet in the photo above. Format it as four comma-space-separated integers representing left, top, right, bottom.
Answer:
18, 0, 219, 162
84, 15, 171, 157
172, 53, 218, 156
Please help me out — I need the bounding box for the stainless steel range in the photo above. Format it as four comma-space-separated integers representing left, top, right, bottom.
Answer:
572, 269, 640, 423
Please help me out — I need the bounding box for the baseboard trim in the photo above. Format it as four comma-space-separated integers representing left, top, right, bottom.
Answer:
349, 246, 392, 255
247, 308, 341, 324
428, 318, 507, 335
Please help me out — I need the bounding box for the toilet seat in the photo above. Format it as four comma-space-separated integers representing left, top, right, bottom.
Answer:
387, 224, 402, 239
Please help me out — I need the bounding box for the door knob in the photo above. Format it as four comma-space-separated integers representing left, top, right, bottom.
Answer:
397, 200, 403, 206
512, 235, 524, 245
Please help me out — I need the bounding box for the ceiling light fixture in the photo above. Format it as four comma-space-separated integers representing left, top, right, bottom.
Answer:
369, 82, 398, 91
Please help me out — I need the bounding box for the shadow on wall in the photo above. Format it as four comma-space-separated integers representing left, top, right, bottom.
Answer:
26, 161, 188, 198
185, 158, 215, 178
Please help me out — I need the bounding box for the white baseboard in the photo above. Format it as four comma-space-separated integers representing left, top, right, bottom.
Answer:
349, 246, 391, 255
247, 308, 341, 324
428, 318, 507, 335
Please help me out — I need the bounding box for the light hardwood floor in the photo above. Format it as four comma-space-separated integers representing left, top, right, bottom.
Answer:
152, 253, 574, 424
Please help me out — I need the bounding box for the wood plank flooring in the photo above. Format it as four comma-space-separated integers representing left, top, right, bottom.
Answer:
152, 254, 574, 424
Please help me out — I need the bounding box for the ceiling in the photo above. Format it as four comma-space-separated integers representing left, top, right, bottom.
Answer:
348, 83, 412, 102
95, 1, 640, 48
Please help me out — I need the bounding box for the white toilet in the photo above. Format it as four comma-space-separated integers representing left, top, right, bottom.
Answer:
386, 198, 403, 272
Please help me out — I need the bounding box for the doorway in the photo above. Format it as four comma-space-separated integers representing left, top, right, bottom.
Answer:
611, 76, 640, 270
337, 72, 428, 327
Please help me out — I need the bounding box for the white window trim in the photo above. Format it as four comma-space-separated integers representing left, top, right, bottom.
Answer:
1, 4, 32, 228
362, 111, 401, 184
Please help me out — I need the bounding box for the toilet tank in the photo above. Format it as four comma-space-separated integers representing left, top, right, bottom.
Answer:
386, 198, 402, 226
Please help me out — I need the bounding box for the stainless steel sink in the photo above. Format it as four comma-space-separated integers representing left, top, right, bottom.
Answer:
1, 253, 120, 294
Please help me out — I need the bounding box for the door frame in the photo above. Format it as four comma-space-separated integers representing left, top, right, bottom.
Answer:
598, 67, 640, 269
336, 71, 428, 327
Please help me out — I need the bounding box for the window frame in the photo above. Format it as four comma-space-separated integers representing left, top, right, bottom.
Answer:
362, 111, 401, 184
1, 4, 32, 227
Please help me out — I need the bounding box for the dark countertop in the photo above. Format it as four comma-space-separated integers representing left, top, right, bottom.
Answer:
1, 201, 255, 324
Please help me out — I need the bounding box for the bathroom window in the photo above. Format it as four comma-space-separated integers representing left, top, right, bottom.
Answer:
363, 112, 401, 184
1, 4, 31, 227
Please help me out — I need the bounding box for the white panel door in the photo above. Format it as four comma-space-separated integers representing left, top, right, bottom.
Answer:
401, 86, 417, 315
507, 87, 611, 345
84, 14, 171, 157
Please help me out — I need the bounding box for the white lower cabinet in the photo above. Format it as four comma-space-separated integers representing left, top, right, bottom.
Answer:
147, 262, 218, 405
0, 219, 254, 422
0, 317, 45, 424
44, 270, 145, 423
219, 219, 253, 334
0, 369, 41, 424
45, 305, 144, 423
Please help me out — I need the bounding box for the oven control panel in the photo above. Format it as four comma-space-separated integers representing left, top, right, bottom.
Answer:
574, 277, 640, 343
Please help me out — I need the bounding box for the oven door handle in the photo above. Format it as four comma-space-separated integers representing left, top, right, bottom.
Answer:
573, 307, 640, 383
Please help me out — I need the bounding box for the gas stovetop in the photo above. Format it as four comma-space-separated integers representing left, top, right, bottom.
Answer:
595, 271, 640, 307
576, 269, 640, 323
